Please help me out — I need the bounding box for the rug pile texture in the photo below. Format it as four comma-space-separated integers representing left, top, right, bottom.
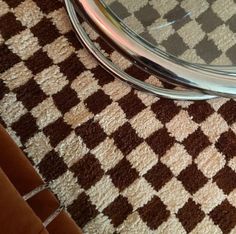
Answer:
1, 0, 236, 233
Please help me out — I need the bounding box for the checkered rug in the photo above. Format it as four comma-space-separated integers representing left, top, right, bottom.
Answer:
106, 0, 236, 65
1, 0, 236, 233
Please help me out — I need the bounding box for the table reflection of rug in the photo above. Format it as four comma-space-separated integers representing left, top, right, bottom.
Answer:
105, 0, 236, 65
1, 0, 236, 233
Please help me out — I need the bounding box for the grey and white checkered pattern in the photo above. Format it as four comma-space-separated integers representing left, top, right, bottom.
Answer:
105, 0, 236, 65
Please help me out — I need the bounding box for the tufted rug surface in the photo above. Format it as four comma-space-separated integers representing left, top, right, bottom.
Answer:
1, 0, 236, 233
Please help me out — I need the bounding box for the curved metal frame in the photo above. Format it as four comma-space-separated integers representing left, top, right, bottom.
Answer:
64, 0, 215, 100
70, 0, 236, 98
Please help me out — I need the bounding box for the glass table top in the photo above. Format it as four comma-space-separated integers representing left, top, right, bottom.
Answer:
103, 0, 236, 66
65, 0, 236, 99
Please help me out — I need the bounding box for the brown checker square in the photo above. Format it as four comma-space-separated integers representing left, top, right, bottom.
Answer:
109, 1, 130, 20
43, 118, 71, 147
112, 122, 143, 156
226, 44, 236, 64
64, 31, 83, 51
177, 198, 205, 233
215, 130, 236, 161
103, 195, 133, 227
67, 192, 98, 228
31, 17, 61, 46
14, 79, 47, 110
0, 44, 20, 73
11, 112, 38, 144
138, 196, 170, 230
5, 0, 22, 8
125, 65, 150, 82
38, 150, 67, 182
33, 0, 63, 14
107, 158, 139, 191
227, 14, 236, 32
146, 128, 175, 157
95, 37, 114, 55
195, 37, 221, 64
164, 5, 187, 29
91, 66, 115, 86
144, 162, 173, 191
210, 200, 236, 234
0, 12, 25, 40
58, 53, 85, 81
0, 79, 9, 100
151, 99, 181, 123
70, 153, 104, 190
25, 49, 53, 75
75, 119, 106, 149
52, 85, 80, 114
171, 14, 191, 32
218, 99, 236, 125
118, 91, 146, 119
213, 166, 236, 194
183, 128, 211, 158
197, 8, 223, 33
140, 31, 157, 48
85, 90, 112, 115
188, 101, 214, 123
134, 4, 160, 27
162, 34, 188, 56
177, 163, 208, 194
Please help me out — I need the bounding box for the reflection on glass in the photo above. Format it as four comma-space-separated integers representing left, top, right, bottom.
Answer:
103, 0, 236, 66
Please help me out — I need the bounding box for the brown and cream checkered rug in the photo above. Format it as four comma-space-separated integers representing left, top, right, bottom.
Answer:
1, 0, 236, 233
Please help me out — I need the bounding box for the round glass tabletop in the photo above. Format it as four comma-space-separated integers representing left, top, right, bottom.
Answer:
103, 0, 236, 67
64, 0, 236, 99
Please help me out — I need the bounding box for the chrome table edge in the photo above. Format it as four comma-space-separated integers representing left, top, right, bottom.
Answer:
69, 0, 236, 98
64, 0, 215, 100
